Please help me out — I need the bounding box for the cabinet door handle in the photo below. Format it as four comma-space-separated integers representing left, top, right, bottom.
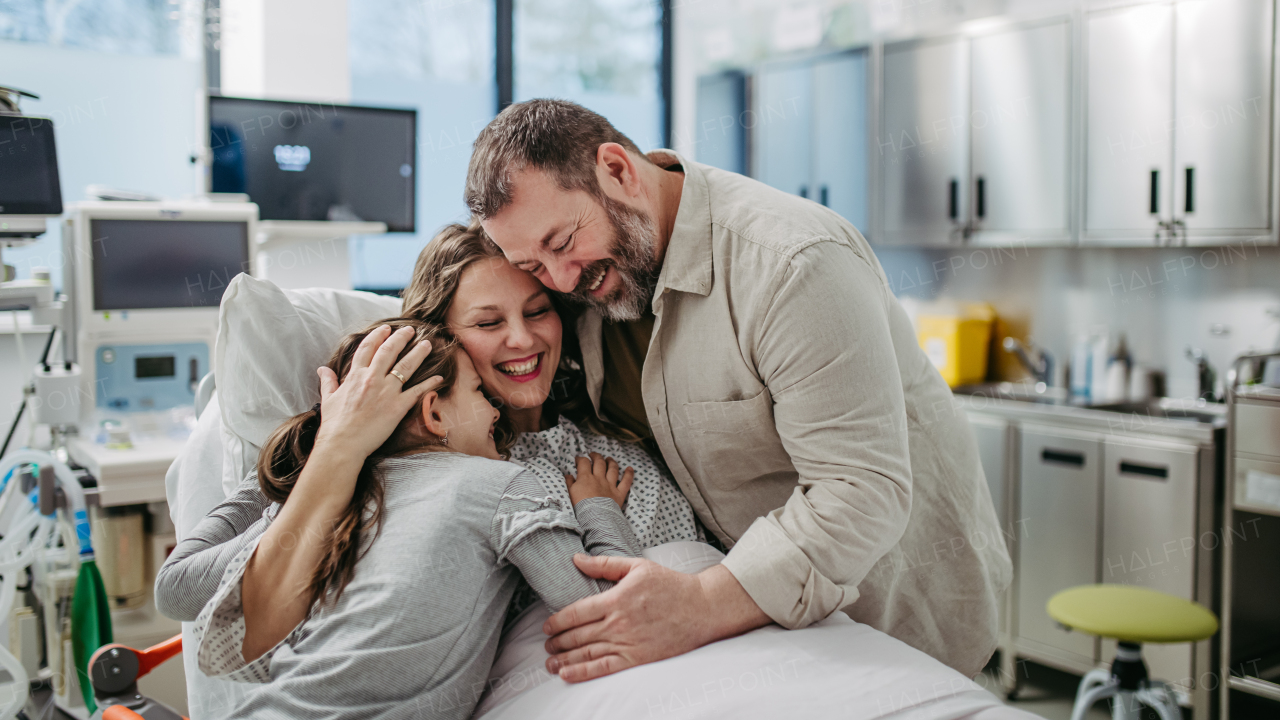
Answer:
1119, 461, 1168, 480
948, 178, 959, 220
1184, 167, 1195, 214
799, 185, 809, 199
1041, 448, 1085, 467
1149, 169, 1160, 215
819, 185, 829, 207
976, 176, 986, 220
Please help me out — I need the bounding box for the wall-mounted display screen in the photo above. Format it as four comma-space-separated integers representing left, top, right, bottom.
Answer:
209, 96, 416, 232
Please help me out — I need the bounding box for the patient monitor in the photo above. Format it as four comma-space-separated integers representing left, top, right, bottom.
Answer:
65, 201, 257, 417
61, 201, 257, 505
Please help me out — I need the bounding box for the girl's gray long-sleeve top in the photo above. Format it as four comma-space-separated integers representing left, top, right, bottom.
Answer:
155, 451, 639, 719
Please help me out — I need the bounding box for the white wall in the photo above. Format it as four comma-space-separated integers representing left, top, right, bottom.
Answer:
220, 0, 351, 102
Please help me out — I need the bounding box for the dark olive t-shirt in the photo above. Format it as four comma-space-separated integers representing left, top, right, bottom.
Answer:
595, 161, 684, 443
598, 308, 655, 441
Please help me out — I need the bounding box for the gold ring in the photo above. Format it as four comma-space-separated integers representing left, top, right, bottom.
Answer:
389, 369, 407, 384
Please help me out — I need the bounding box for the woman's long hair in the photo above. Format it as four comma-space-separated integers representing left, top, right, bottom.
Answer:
401, 220, 639, 448
256, 318, 460, 610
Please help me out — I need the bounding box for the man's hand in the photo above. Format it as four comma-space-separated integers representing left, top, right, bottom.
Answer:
542, 555, 772, 682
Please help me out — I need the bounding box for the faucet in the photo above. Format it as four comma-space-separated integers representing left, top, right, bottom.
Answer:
1003, 337, 1054, 387
1185, 346, 1219, 402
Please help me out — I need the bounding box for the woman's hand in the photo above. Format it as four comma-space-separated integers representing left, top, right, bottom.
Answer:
313, 325, 441, 462
565, 452, 634, 509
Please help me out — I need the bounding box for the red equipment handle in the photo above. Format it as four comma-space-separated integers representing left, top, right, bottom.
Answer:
88, 634, 183, 685
135, 635, 183, 679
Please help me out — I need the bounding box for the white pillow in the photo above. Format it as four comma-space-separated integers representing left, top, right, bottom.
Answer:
214, 274, 401, 495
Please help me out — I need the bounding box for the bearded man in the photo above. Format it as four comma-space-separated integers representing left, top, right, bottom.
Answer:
464, 99, 1011, 681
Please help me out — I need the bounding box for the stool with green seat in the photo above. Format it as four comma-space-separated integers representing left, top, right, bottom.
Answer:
1047, 585, 1218, 720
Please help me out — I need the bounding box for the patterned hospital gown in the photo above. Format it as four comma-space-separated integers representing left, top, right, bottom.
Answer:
508, 415, 703, 548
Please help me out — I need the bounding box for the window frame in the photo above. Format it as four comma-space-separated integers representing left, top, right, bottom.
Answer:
495, 0, 671, 147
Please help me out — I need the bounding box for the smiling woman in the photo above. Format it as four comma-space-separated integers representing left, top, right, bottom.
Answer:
446, 256, 563, 430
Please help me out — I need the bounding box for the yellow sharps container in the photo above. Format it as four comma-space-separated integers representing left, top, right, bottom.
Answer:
915, 302, 995, 387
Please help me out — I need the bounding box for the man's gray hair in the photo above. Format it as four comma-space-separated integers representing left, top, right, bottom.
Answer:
465, 99, 647, 219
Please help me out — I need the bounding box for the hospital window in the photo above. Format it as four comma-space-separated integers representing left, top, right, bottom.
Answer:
513, 0, 665, 151
0, 0, 201, 56
348, 0, 498, 291
349, 0, 670, 292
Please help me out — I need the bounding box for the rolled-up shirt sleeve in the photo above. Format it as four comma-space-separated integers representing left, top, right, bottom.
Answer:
720, 239, 913, 629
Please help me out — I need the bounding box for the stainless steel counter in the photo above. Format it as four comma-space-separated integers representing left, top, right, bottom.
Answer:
953, 383, 1223, 446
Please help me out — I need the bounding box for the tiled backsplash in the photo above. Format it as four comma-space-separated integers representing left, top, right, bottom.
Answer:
874, 241, 1280, 399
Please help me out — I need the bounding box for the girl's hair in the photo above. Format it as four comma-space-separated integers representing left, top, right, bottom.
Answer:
256, 318, 460, 609
402, 221, 639, 448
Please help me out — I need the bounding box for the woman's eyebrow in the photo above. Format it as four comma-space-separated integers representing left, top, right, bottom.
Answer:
462, 290, 545, 316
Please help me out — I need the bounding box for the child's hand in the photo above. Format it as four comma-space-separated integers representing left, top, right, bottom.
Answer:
565, 452, 634, 509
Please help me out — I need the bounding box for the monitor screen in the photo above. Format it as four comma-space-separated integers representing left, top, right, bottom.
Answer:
0, 116, 63, 216
208, 97, 416, 232
90, 219, 250, 310
135, 355, 175, 379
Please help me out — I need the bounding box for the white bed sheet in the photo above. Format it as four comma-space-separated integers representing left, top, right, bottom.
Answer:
474, 542, 1034, 720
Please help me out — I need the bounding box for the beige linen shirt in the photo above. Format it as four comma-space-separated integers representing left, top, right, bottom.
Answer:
577, 154, 1012, 677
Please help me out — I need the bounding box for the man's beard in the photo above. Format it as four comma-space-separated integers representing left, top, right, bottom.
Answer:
567, 195, 661, 322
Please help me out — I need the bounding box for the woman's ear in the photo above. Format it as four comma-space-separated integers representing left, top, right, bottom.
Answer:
419, 391, 447, 441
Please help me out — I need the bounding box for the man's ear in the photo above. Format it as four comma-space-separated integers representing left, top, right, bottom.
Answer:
596, 142, 642, 199
419, 391, 447, 439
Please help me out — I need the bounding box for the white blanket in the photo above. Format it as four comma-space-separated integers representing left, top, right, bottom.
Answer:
475, 542, 1032, 720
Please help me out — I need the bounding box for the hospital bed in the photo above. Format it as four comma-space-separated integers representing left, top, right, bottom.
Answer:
166, 274, 1039, 720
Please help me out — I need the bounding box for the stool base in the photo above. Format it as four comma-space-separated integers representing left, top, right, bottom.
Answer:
1071, 667, 1182, 720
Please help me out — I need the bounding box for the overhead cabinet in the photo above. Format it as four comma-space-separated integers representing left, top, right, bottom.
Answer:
1084, 0, 1275, 245
879, 19, 1071, 246
694, 71, 748, 176
880, 37, 970, 246
751, 51, 870, 234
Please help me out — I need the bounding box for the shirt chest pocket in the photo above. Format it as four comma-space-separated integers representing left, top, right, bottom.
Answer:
678, 388, 795, 490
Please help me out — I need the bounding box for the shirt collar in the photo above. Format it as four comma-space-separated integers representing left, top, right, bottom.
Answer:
648, 150, 713, 301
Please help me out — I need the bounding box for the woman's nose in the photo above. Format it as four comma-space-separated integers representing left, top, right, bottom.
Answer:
505, 318, 535, 348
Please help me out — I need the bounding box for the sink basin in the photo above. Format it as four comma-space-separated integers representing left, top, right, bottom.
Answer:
953, 382, 1067, 405
1087, 401, 1224, 425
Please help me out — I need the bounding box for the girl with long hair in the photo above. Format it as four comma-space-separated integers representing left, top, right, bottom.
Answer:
156, 319, 640, 717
